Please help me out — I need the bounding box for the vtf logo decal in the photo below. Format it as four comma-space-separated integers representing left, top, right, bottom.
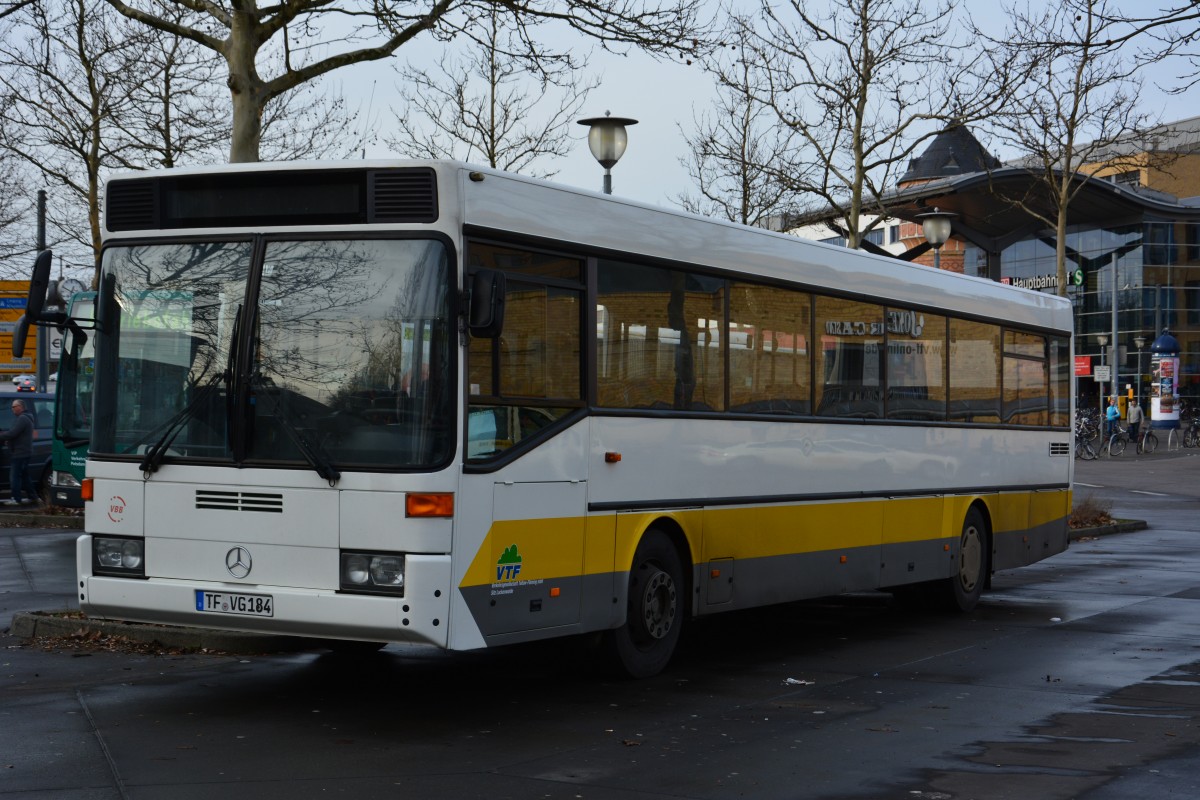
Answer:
496, 544, 522, 581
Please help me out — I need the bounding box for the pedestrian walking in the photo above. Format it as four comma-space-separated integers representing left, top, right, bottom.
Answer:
0, 399, 39, 505
1128, 398, 1144, 444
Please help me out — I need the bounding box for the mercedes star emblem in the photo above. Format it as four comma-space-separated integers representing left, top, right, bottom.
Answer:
225, 546, 252, 579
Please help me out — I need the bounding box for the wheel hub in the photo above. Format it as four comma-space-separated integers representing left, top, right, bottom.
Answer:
959, 526, 982, 592
640, 568, 677, 639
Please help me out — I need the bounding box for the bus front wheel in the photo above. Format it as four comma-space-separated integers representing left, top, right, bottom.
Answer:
606, 530, 685, 679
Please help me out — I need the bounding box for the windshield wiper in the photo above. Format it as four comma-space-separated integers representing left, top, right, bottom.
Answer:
251, 382, 341, 485
138, 370, 226, 476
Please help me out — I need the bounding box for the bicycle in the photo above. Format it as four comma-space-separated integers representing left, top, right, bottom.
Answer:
1075, 434, 1097, 460
1183, 417, 1200, 448
1075, 408, 1102, 442
1106, 423, 1158, 456
1105, 423, 1131, 456
1074, 416, 1099, 459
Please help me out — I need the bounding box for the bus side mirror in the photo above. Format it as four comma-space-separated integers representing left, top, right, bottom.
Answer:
468, 269, 506, 338
25, 250, 53, 321
11, 315, 29, 359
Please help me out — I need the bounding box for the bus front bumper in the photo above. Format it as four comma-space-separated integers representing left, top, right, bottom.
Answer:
76, 536, 453, 648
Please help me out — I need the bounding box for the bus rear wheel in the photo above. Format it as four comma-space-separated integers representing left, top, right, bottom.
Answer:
943, 507, 988, 612
605, 530, 685, 678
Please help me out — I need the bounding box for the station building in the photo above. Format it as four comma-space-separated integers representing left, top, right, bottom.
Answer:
790, 118, 1200, 411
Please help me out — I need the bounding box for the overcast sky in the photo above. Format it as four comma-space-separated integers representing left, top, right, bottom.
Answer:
343, 1, 1200, 209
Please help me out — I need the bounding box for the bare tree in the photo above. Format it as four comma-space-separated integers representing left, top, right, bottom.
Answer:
259, 85, 363, 163
0, 0, 363, 280
386, 6, 598, 178
115, 3, 362, 168
0, 146, 36, 277
102, 0, 709, 164
1075, 5, 1200, 91
0, 0, 35, 22
675, 34, 793, 227
0, 0, 149, 269
732, 0, 1014, 248
984, 0, 1161, 298
120, 4, 230, 168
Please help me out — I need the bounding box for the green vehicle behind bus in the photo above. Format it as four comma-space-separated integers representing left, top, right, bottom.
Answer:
48, 292, 94, 507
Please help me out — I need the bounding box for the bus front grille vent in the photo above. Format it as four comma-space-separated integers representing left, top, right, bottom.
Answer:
195, 490, 284, 513
106, 179, 158, 231
369, 169, 438, 223
1049, 442, 1070, 457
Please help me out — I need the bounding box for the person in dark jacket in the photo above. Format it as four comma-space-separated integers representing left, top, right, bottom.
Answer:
0, 399, 38, 505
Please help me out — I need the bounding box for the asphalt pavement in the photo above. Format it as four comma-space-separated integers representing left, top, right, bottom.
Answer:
3, 449, 1200, 799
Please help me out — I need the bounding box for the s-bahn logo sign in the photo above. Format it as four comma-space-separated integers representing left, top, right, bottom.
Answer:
1002, 271, 1084, 290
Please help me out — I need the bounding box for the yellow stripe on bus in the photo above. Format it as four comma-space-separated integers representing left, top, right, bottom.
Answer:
458, 489, 1070, 590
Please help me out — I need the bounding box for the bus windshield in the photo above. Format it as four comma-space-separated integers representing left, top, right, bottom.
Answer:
92, 238, 454, 471
57, 294, 96, 444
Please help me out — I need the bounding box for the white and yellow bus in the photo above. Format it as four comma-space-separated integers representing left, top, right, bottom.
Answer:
40, 161, 1072, 677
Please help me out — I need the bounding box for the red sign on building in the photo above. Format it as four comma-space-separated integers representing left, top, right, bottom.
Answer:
1074, 356, 1092, 377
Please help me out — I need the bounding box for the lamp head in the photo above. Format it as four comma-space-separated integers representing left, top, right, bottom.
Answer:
578, 113, 638, 169
917, 207, 956, 248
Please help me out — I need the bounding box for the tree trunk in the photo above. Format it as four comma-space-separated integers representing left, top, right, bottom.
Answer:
226, 10, 264, 162
1055, 201, 1069, 298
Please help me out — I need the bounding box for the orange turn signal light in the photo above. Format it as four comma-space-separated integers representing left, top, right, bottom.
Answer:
549, 587, 561, 598
81, 478, 94, 502
604, 452, 622, 463
406, 493, 454, 518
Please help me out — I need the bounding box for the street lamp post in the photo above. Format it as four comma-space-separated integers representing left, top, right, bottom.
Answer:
1134, 334, 1147, 410
1096, 333, 1109, 421
917, 207, 956, 270
577, 112, 638, 195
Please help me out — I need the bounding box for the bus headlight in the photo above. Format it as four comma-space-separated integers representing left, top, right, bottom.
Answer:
93, 536, 145, 578
340, 552, 405, 595
52, 471, 81, 488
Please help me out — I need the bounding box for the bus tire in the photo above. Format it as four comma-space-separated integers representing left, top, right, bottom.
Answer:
606, 530, 685, 678
943, 507, 988, 612
37, 466, 52, 507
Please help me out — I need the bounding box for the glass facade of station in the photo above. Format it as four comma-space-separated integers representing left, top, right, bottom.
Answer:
964, 219, 1200, 412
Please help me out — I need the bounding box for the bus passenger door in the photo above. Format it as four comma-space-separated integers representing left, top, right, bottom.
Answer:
484, 479, 586, 636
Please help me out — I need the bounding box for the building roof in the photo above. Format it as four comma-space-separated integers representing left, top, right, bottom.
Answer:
898, 126, 1003, 185
883, 166, 1200, 251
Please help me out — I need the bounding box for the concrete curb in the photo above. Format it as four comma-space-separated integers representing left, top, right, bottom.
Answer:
9, 610, 313, 654
1069, 519, 1148, 540
0, 511, 83, 528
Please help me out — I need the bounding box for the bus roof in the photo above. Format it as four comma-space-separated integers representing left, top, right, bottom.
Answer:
103, 159, 1073, 333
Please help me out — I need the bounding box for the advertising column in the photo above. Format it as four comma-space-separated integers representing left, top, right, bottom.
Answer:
1150, 328, 1181, 431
